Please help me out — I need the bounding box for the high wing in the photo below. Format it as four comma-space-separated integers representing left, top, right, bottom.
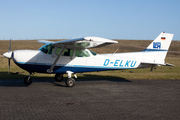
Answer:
38, 37, 118, 49
38, 37, 118, 73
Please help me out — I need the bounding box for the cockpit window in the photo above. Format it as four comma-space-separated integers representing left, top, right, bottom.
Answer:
62, 49, 73, 56
53, 48, 73, 56
39, 44, 72, 57
39, 44, 91, 57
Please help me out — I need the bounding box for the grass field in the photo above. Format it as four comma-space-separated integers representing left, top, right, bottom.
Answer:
0, 39, 180, 80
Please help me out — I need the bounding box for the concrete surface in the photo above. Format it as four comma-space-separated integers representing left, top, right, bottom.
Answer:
0, 79, 180, 120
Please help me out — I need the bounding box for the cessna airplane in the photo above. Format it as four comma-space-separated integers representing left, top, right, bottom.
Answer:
3, 32, 174, 87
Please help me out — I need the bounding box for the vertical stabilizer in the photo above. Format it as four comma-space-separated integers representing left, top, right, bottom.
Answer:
142, 32, 174, 64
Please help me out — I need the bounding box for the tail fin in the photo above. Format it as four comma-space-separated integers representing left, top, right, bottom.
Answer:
142, 32, 174, 65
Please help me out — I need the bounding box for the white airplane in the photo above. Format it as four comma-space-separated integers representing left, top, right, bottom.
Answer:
3, 32, 174, 87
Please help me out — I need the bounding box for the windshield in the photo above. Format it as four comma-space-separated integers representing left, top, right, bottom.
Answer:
39, 43, 53, 54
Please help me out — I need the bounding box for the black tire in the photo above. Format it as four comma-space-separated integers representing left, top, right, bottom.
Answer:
24, 76, 32, 85
65, 78, 76, 87
55, 74, 64, 82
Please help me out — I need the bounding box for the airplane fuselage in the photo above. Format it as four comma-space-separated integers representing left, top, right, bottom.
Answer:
12, 49, 141, 74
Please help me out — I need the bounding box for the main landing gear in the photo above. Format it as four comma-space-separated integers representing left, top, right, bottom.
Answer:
65, 78, 76, 87
23, 71, 77, 87
55, 71, 77, 87
55, 73, 64, 82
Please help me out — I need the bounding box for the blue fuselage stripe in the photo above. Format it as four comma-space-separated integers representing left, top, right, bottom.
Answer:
143, 49, 167, 52
14, 61, 133, 73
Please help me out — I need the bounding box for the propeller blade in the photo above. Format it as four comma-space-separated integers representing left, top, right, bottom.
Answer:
8, 39, 12, 74
8, 58, 10, 74
8, 39, 11, 52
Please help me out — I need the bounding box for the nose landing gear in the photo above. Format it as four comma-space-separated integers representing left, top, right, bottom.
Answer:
24, 73, 32, 85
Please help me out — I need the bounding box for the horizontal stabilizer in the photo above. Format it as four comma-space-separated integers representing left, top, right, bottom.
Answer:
141, 62, 175, 67
164, 63, 175, 67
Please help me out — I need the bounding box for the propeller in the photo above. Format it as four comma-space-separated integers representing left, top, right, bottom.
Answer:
3, 39, 12, 74
8, 58, 10, 74
8, 39, 11, 74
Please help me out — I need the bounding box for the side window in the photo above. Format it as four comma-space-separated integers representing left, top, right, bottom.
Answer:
40, 45, 73, 57
55, 47, 62, 55
55, 48, 73, 57
46, 45, 53, 54
75, 50, 90, 57
63, 49, 73, 57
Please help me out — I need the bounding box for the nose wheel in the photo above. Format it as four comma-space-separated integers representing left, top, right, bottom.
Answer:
24, 76, 32, 85
24, 73, 32, 85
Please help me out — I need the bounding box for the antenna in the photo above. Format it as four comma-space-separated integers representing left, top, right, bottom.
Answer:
112, 48, 119, 56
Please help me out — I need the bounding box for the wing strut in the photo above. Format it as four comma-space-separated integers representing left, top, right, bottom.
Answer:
47, 44, 67, 73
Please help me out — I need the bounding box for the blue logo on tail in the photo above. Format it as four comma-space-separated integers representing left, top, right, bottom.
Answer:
153, 42, 161, 49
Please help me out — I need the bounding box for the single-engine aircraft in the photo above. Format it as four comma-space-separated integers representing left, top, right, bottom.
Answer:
3, 32, 174, 87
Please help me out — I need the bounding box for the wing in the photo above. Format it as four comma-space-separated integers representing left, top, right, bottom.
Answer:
38, 40, 53, 44
38, 37, 118, 49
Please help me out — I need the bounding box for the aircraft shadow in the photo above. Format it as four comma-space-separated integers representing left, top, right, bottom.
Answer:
0, 72, 55, 87
76, 74, 131, 82
0, 72, 131, 87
